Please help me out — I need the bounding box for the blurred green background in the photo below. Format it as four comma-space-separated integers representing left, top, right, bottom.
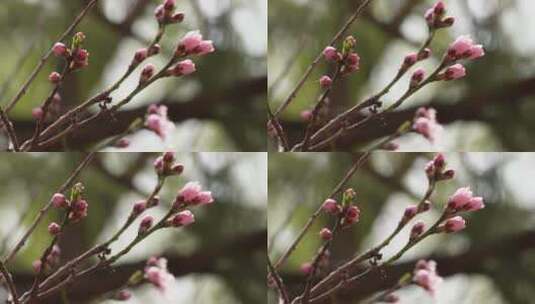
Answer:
269, 0, 535, 151
0, 0, 267, 151
0, 152, 266, 303
268, 152, 535, 303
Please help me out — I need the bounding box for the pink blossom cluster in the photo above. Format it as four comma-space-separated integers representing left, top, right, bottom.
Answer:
412, 107, 442, 143
438, 186, 485, 233
320, 36, 360, 88
52, 32, 90, 70
424, 1, 455, 29
50, 191, 89, 223
145, 104, 175, 140
154, 0, 185, 25
153, 151, 184, 177
424, 153, 455, 181
144, 257, 176, 293
413, 259, 443, 296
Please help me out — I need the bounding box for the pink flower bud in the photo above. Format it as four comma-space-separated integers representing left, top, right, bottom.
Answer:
163, 0, 176, 11
115, 138, 130, 148
300, 262, 313, 275
319, 227, 333, 240
140, 64, 156, 84
132, 201, 146, 216
319, 75, 332, 88
322, 198, 339, 214
115, 290, 132, 301
443, 63, 466, 80
170, 12, 185, 24
180, 31, 203, 53
52, 43, 68, 57
32, 260, 42, 273
447, 187, 473, 209
52, 193, 67, 208
134, 48, 148, 63
403, 205, 418, 222
322, 46, 339, 62
163, 151, 175, 163
197, 40, 215, 55
441, 169, 455, 180
139, 215, 154, 234
418, 48, 432, 60
170, 210, 195, 227
148, 44, 161, 56
171, 164, 184, 175
48, 222, 61, 235
410, 68, 426, 87
300, 110, 313, 122
433, 1, 446, 15
32, 107, 44, 120
442, 216, 466, 233
469, 45, 485, 60
448, 36, 474, 59
154, 5, 165, 22
171, 59, 196, 76
419, 200, 431, 213
48, 72, 62, 84
153, 156, 164, 174
383, 294, 400, 303
178, 182, 214, 205
465, 196, 485, 212
404, 52, 418, 66
345, 205, 361, 225
410, 221, 425, 239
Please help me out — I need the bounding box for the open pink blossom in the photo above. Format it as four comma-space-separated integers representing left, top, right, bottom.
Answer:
413, 259, 442, 296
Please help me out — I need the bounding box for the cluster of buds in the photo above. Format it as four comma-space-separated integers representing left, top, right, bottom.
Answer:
50, 184, 89, 223
144, 257, 175, 292
321, 188, 361, 230
412, 107, 442, 143
153, 151, 184, 177
52, 32, 90, 70
32, 245, 61, 273
413, 259, 443, 296
176, 31, 215, 57
424, 153, 454, 182
425, 1, 455, 29
436, 187, 485, 233
145, 104, 175, 140
154, 0, 185, 25
437, 36, 484, 81
173, 181, 214, 209
321, 35, 360, 85
132, 44, 161, 66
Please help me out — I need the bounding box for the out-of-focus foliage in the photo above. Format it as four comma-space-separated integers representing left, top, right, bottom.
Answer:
269, 0, 535, 151
0, 152, 267, 304
0, 0, 267, 151
268, 152, 535, 303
